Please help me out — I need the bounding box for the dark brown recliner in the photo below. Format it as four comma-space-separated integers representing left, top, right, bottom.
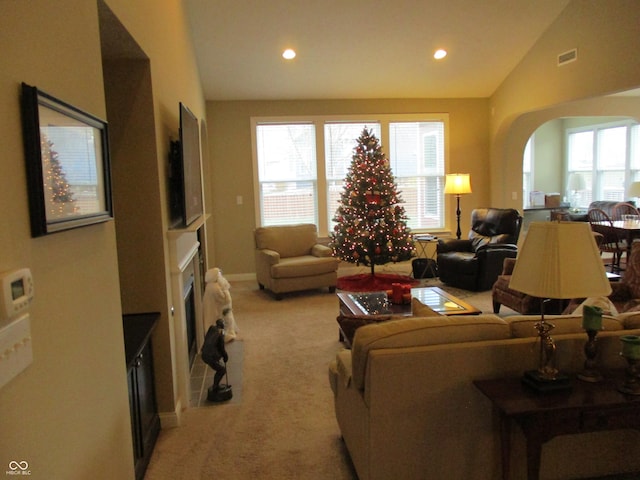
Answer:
436, 208, 522, 291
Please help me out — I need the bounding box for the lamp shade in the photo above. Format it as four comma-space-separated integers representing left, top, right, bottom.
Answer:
627, 181, 640, 198
509, 222, 611, 299
567, 173, 586, 191
444, 173, 472, 195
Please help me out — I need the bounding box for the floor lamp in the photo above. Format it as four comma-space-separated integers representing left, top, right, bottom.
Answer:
444, 173, 472, 239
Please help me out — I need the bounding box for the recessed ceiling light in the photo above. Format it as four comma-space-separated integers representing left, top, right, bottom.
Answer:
434, 49, 447, 60
282, 49, 296, 60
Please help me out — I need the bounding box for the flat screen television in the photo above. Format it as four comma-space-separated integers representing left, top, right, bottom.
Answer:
169, 102, 203, 228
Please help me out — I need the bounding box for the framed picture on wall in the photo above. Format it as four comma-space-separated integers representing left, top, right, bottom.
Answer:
21, 83, 113, 237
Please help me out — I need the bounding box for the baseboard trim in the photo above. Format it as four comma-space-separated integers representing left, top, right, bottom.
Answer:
159, 400, 182, 428
225, 272, 256, 282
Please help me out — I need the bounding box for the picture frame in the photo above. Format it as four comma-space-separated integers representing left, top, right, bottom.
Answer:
21, 82, 113, 237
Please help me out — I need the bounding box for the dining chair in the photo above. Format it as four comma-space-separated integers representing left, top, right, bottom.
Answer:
587, 208, 627, 273
611, 202, 640, 221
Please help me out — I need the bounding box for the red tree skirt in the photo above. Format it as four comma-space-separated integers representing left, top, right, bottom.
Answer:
337, 273, 419, 292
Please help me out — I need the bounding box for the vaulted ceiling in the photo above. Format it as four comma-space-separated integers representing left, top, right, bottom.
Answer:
184, 0, 571, 101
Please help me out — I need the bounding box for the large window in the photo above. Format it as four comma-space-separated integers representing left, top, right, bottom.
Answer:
567, 121, 640, 207
252, 115, 449, 236
255, 123, 317, 226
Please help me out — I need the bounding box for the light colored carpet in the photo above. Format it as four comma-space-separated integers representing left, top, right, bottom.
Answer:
144, 268, 512, 480
145, 282, 358, 480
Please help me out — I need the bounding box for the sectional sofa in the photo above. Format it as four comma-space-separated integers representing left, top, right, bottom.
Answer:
328, 311, 640, 480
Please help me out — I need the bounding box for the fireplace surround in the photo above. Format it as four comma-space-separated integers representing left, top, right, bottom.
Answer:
167, 215, 207, 420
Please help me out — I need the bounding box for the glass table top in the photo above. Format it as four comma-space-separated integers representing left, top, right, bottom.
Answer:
346, 287, 471, 315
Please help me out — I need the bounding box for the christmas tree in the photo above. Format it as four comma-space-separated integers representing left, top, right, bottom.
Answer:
331, 128, 414, 276
41, 135, 76, 217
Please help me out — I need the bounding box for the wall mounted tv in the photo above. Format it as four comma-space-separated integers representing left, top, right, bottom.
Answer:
169, 102, 204, 228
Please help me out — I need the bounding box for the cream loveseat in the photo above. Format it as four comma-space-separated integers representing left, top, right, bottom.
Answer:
254, 224, 340, 300
328, 312, 640, 480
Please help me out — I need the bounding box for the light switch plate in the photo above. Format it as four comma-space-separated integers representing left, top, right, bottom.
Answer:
0, 314, 32, 390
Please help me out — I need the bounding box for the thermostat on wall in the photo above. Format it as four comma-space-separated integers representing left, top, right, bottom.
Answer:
0, 268, 34, 325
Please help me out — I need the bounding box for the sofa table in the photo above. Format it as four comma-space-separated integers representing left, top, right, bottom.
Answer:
474, 373, 640, 480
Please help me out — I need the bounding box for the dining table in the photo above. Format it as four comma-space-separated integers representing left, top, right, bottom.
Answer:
607, 220, 640, 258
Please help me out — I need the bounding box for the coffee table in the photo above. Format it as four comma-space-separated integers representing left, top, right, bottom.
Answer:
338, 286, 481, 317
337, 287, 481, 346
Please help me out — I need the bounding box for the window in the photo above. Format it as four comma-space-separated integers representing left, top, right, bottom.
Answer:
567, 121, 639, 207
388, 122, 445, 231
255, 123, 317, 226
522, 136, 533, 207
252, 115, 449, 236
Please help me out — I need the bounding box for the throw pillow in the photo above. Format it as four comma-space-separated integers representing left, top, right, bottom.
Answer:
337, 314, 394, 346
622, 299, 640, 313
411, 297, 443, 317
572, 296, 618, 316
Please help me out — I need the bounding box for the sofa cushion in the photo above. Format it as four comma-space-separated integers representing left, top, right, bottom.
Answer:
254, 224, 318, 258
438, 251, 477, 274
617, 311, 640, 329
471, 208, 521, 242
470, 233, 512, 251
351, 314, 509, 390
506, 314, 623, 338
271, 255, 338, 278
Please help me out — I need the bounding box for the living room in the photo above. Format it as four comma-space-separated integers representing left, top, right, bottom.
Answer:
1, 1, 640, 479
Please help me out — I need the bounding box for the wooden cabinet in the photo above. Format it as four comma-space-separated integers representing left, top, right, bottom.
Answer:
123, 313, 160, 480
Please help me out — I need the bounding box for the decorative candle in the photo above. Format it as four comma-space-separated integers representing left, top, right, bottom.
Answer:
391, 283, 403, 304
582, 304, 603, 331
621, 335, 640, 360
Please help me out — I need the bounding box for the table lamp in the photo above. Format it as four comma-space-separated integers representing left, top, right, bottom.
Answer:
567, 173, 586, 208
509, 221, 612, 392
444, 173, 472, 239
627, 181, 640, 204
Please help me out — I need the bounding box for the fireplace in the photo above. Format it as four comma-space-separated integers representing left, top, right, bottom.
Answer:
183, 274, 197, 367
167, 216, 207, 418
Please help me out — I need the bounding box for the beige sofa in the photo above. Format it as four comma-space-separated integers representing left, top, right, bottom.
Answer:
328, 312, 640, 480
254, 224, 340, 300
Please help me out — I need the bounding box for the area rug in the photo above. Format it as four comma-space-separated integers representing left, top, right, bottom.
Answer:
336, 273, 419, 292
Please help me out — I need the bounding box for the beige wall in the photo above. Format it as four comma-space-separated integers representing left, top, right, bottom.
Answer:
206, 98, 489, 275
490, 0, 640, 208
0, 0, 206, 478
0, 1, 131, 478
531, 119, 563, 198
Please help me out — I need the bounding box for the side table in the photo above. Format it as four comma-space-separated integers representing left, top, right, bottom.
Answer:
413, 234, 438, 278
474, 373, 640, 480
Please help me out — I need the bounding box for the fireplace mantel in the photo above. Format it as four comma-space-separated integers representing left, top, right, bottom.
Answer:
167, 214, 209, 274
